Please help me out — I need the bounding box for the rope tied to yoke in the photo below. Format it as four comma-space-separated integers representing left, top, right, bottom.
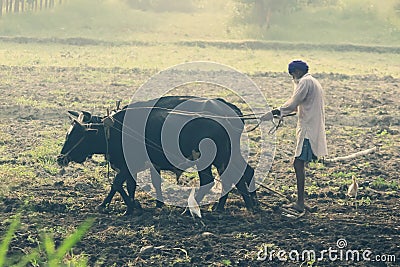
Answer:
106, 105, 295, 133
102, 109, 115, 182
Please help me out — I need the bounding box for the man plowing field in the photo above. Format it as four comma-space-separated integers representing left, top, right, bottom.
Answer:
261, 60, 328, 213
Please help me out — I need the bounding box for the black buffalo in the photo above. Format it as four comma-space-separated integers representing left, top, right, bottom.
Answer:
58, 96, 256, 215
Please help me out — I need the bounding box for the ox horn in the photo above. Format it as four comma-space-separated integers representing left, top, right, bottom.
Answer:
68, 110, 80, 119
116, 100, 121, 110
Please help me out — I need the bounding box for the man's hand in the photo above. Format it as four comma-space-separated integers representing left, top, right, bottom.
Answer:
261, 109, 281, 121
271, 109, 281, 116
260, 111, 273, 121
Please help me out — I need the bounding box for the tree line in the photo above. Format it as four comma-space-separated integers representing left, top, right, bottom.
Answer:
0, 0, 64, 16
234, 0, 400, 28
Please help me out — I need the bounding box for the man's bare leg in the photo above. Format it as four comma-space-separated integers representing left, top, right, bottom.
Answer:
284, 158, 306, 212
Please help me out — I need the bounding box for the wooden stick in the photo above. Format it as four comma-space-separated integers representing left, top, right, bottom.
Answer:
324, 147, 377, 163
256, 182, 289, 200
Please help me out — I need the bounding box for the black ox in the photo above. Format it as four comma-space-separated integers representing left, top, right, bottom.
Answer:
57, 96, 257, 215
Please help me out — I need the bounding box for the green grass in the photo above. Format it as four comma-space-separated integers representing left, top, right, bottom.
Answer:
371, 177, 400, 190
0, 164, 35, 181
0, 41, 399, 77
332, 171, 356, 179
259, 5, 400, 45
0, 126, 64, 193
0, 215, 20, 267
0, 215, 94, 267
15, 96, 61, 110
232, 0, 400, 45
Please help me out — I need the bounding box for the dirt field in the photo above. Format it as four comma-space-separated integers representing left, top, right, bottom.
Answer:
0, 64, 399, 266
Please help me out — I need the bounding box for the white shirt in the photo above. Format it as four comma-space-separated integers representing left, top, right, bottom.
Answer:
279, 73, 328, 157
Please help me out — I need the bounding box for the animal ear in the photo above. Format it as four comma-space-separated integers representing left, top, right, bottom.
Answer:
68, 110, 80, 119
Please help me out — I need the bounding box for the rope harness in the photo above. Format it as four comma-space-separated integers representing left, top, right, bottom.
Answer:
103, 114, 115, 182
105, 105, 292, 133
58, 135, 86, 164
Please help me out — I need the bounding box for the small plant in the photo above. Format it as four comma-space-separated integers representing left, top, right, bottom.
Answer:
0, 214, 21, 267
281, 185, 290, 193
221, 259, 232, 266
235, 232, 256, 239
371, 177, 399, 190
376, 129, 389, 137
306, 182, 320, 195
331, 171, 356, 179
358, 196, 372, 206
308, 161, 325, 170
0, 214, 94, 267
300, 255, 317, 267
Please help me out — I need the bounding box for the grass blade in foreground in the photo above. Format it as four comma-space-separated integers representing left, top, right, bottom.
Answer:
0, 214, 21, 267
49, 217, 95, 267
0, 215, 94, 267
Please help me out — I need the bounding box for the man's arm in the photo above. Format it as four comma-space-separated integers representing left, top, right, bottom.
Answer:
279, 80, 309, 116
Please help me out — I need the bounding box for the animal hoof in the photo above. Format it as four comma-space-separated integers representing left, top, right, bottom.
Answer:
156, 200, 164, 208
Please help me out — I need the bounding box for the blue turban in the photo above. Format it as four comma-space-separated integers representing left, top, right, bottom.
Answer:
288, 60, 309, 74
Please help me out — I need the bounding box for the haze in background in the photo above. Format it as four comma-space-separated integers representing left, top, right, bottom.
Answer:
0, 0, 399, 45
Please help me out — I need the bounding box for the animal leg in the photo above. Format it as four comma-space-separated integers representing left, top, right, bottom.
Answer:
110, 172, 136, 215
243, 164, 258, 207
195, 166, 215, 205
99, 174, 122, 208
126, 173, 142, 212
150, 167, 164, 208
211, 166, 230, 212
214, 160, 254, 212
235, 176, 254, 212
229, 157, 257, 211
99, 189, 116, 209
214, 181, 232, 212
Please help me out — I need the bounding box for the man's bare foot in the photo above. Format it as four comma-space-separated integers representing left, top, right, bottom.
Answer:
283, 202, 305, 212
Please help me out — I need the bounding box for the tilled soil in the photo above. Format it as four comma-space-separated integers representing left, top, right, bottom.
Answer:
0, 66, 399, 266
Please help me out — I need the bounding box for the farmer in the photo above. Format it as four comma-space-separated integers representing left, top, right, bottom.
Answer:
261, 60, 328, 212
